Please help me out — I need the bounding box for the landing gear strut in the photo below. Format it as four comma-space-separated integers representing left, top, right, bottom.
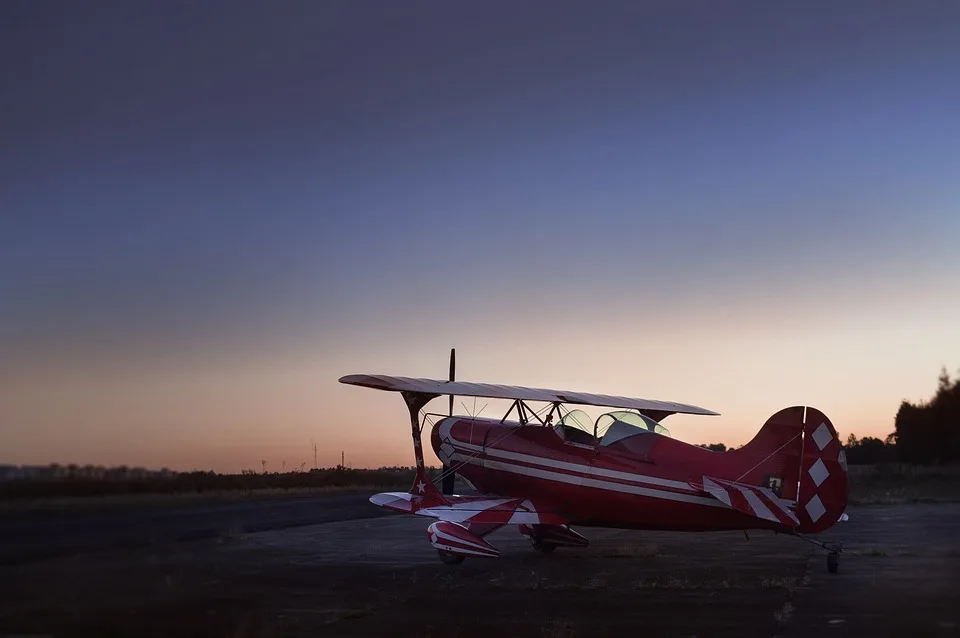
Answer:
796, 533, 842, 574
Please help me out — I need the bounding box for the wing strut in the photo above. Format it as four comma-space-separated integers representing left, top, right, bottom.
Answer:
402, 390, 447, 507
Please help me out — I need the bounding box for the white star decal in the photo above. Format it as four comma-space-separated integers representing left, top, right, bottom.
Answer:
417, 481, 426, 493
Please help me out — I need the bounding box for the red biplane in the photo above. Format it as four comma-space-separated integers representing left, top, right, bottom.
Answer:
340, 361, 849, 573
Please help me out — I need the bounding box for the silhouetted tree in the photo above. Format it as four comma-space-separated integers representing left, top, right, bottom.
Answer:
697, 443, 727, 452
894, 367, 960, 464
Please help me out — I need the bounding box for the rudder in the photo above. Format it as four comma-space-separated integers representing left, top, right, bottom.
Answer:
796, 408, 848, 533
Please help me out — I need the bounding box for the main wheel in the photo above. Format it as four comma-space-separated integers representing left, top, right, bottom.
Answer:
827, 551, 839, 574
531, 539, 557, 553
438, 550, 465, 565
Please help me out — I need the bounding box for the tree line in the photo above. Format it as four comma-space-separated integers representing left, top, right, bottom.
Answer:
841, 367, 958, 465
695, 368, 958, 466
0, 465, 421, 501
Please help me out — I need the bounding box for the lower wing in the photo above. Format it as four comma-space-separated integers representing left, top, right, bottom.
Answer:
370, 491, 568, 527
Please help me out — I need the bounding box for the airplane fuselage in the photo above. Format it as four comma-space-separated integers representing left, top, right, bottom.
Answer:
432, 416, 783, 532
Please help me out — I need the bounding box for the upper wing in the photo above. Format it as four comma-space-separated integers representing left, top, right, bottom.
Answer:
340, 374, 719, 419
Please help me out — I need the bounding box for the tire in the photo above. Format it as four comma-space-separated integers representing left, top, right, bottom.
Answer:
438, 550, 465, 565
531, 539, 557, 553
827, 552, 839, 574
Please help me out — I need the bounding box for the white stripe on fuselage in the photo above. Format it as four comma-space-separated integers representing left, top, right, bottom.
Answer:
436, 418, 697, 493
454, 455, 724, 508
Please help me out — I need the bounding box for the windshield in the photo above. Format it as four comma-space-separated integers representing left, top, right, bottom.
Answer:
558, 409, 593, 432
555, 409, 597, 445
597, 410, 671, 446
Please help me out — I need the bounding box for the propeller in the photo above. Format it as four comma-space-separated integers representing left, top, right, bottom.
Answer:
448, 348, 455, 417
442, 348, 457, 495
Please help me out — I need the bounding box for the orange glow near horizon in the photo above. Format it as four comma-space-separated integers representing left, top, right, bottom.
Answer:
2, 284, 956, 474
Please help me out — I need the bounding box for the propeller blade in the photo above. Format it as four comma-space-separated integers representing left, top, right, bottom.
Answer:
443, 348, 457, 496
448, 347, 455, 416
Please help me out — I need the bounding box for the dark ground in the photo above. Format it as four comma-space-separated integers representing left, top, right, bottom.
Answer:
0, 491, 390, 566
0, 494, 957, 638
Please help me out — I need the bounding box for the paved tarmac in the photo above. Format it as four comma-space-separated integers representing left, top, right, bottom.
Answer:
1, 494, 957, 637
0, 491, 388, 565
237, 501, 960, 637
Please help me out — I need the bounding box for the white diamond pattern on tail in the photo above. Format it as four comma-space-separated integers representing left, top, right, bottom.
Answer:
812, 423, 833, 451
805, 494, 826, 522
808, 458, 830, 487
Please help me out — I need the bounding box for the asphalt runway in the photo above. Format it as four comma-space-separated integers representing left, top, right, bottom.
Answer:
0, 491, 388, 565
1, 495, 958, 637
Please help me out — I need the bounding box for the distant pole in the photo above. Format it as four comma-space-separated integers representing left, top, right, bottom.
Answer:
312, 440, 318, 469
341, 450, 344, 468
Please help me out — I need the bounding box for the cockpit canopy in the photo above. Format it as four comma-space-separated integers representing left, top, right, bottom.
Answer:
556, 409, 597, 445
554, 409, 671, 446
597, 410, 670, 445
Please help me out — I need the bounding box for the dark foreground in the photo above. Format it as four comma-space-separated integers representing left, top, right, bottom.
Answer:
0, 497, 957, 638
0, 491, 392, 565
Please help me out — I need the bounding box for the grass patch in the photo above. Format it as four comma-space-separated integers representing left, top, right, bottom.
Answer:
0, 484, 406, 512
600, 543, 661, 559
541, 619, 578, 638
630, 574, 798, 590
848, 463, 960, 504
758, 575, 800, 589
773, 601, 794, 625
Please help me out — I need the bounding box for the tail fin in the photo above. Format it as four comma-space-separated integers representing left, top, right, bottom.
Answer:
734, 406, 848, 533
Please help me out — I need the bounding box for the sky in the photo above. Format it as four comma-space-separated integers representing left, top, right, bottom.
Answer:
2, 1, 959, 473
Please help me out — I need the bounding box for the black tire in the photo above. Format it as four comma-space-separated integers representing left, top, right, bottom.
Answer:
827, 552, 839, 574
438, 550, 465, 565
531, 539, 557, 553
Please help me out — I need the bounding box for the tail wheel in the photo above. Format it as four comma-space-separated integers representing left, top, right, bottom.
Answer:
531, 539, 557, 553
827, 551, 839, 574
438, 550, 465, 565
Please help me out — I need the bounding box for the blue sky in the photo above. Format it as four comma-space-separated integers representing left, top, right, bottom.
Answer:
2, 1, 958, 471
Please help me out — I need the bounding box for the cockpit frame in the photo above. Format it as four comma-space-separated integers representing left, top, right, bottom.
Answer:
424, 398, 670, 450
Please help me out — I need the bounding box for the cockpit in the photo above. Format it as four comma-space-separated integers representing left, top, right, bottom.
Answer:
554, 409, 671, 446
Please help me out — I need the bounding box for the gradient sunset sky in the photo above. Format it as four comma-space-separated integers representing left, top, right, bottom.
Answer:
2, 2, 959, 473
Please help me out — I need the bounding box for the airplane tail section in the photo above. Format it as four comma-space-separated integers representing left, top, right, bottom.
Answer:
723, 406, 848, 533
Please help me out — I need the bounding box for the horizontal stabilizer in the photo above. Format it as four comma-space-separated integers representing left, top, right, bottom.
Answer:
695, 476, 799, 528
